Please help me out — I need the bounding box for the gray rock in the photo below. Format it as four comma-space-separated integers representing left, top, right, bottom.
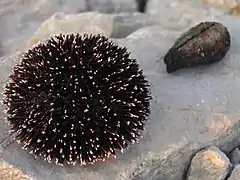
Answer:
229, 147, 240, 165
111, 12, 158, 38
187, 146, 231, 180
228, 165, 240, 180
145, 0, 225, 30
27, 12, 114, 48
1, 14, 240, 179
85, 0, 137, 13
0, 0, 87, 55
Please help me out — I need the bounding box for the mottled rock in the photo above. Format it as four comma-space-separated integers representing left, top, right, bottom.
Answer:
228, 147, 240, 165
187, 146, 231, 180
85, 0, 137, 13
228, 165, 240, 180
27, 12, 114, 47
0, 161, 29, 180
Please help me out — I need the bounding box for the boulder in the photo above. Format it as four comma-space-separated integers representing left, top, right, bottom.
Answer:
187, 146, 231, 180
27, 12, 114, 48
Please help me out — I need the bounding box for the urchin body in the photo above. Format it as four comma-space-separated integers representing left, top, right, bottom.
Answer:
3, 33, 151, 166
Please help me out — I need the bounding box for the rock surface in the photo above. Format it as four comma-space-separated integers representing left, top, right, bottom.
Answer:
146, 0, 225, 30
0, 161, 28, 180
229, 147, 240, 165
0, 0, 139, 56
85, 0, 137, 13
187, 146, 231, 180
1, 0, 240, 180
1, 14, 240, 179
228, 165, 240, 180
111, 12, 158, 38
27, 12, 114, 48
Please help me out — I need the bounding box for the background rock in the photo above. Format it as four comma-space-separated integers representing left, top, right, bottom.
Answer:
27, 12, 114, 48
187, 146, 231, 180
0, 0, 87, 56
228, 147, 240, 165
146, 0, 225, 30
228, 165, 240, 180
0, 0, 139, 56
85, 0, 137, 13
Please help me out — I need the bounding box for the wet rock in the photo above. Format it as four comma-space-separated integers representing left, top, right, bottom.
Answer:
187, 146, 231, 180
27, 12, 114, 47
228, 165, 240, 180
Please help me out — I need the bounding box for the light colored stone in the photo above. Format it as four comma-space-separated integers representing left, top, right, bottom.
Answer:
135, 0, 148, 12
0, 161, 29, 180
202, 0, 238, 8
27, 12, 114, 48
0, 0, 87, 55
229, 147, 240, 165
146, 0, 225, 30
85, 0, 137, 13
187, 146, 231, 180
111, 12, 158, 38
228, 165, 240, 180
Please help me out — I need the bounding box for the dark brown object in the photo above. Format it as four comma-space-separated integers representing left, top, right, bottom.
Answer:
163, 21, 231, 73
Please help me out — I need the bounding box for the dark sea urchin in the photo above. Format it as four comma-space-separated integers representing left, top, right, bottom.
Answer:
3, 33, 151, 166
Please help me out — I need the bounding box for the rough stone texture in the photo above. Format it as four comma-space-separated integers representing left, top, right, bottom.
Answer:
85, 0, 137, 13
0, 161, 29, 180
27, 12, 114, 48
1, 13, 240, 179
229, 147, 240, 165
228, 165, 240, 180
187, 146, 231, 180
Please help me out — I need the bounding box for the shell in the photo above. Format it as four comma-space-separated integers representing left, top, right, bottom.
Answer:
163, 21, 231, 73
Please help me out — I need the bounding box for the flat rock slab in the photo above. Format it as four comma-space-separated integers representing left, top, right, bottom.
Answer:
1, 16, 240, 180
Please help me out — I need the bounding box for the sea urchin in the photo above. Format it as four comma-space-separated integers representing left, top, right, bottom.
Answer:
3, 33, 151, 166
